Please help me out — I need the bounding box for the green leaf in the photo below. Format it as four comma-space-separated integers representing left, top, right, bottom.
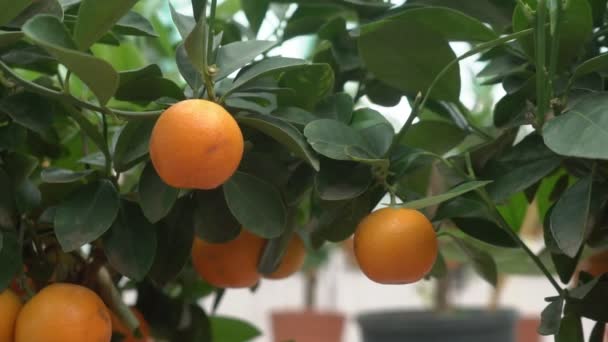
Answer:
314, 194, 370, 242
22, 15, 119, 105
0, 169, 16, 229
0, 31, 24, 49
0, 0, 32, 26
138, 162, 179, 224
148, 198, 195, 287
176, 43, 203, 92
54, 180, 119, 252
350, 108, 394, 157
555, 315, 583, 342
0, 231, 21, 291
116, 65, 184, 103
550, 176, 592, 258
169, 3, 195, 39
304, 119, 376, 161
451, 235, 498, 286
0, 124, 26, 154
114, 11, 158, 37
0, 92, 58, 142
8, 0, 63, 28
573, 54, 608, 80
359, 20, 460, 102
194, 189, 241, 243
408, 0, 515, 29
237, 113, 320, 171
278, 64, 335, 110
73, 0, 138, 50
215, 40, 276, 81
14, 179, 41, 213
513, 0, 592, 69
544, 93, 608, 159
272, 107, 317, 127
241, 0, 269, 33
538, 297, 563, 336
113, 118, 155, 172
210, 316, 261, 342
315, 160, 372, 201
364, 7, 498, 42
402, 181, 491, 210
484, 134, 561, 202
315, 93, 354, 123
400, 121, 467, 156
40, 167, 94, 183
449, 216, 518, 248
223, 172, 286, 239
104, 200, 157, 281
4, 152, 39, 184
184, 8, 207, 77
226, 57, 309, 97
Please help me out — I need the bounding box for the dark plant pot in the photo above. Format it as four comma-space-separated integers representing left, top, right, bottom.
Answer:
516, 317, 540, 342
358, 309, 517, 342
271, 310, 345, 342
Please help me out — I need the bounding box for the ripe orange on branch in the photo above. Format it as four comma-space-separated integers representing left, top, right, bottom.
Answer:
0, 289, 22, 342
15, 283, 112, 342
354, 207, 438, 284
192, 229, 265, 288
149, 99, 244, 189
264, 235, 306, 280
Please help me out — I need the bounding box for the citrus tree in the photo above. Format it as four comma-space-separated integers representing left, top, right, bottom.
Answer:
1, 0, 608, 341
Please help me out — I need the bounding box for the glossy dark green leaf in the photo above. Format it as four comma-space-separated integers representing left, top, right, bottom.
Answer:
73, 0, 138, 49
484, 134, 561, 202
428, 250, 447, 278
0, 124, 26, 152
350, 108, 394, 157
538, 297, 563, 336
116, 65, 184, 103
278, 64, 334, 110
215, 40, 276, 81
104, 201, 157, 281
210, 316, 261, 342
315, 160, 372, 201
0, 0, 32, 26
226, 57, 308, 96
315, 194, 370, 242
4, 152, 39, 184
364, 7, 498, 42
400, 121, 467, 155
550, 176, 592, 258
304, 119, 376, 161
315, 93, 354, 123
40, 167, 94, 183
169, 3, 195, 39
176, 43, 203, 92
0, 169, 16, 229
175, 304, 212, 341
258, 229, 295, 275
241, 0, 268, 33
184, 8, 207, 77
14, 179, 41, 213
359, 20, 460, 102
62, 106, 108, 156
114, 11, 158, 37
590, 321, 606, 342
0, 231, 21, 291
402, 181, 492, 210
54, 180, 119, 251
452, 217, 518, 248
513, 0, 592, 69
223, 172, 286, 238
272, 107, 317, 127
0, 92, 57, 142
544, 93, 608, 159
409, 0, 514, 29
452, 235, 498, 286
22, 15, 118, 105
5, 0, 63, 28
138, 162, 179, 224
113, 118, 155, 172
194, 189, 241, 243
0, 31, 24, 50
555, 314, 583, 342
237, 113, 320, 171
148, 197, 195, 286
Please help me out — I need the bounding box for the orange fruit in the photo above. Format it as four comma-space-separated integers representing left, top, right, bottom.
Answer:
354, 207, 438, 284
580, 249, 608, 277
15, 283, 112, 342
265, 235, 306, 280
149, 99, 244, 190
192, 229, 265, 288
0, 289, 22, 342
111, 308, 153, 342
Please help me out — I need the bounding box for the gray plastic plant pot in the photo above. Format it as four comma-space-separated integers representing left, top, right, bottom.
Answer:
357, 309, 517, 342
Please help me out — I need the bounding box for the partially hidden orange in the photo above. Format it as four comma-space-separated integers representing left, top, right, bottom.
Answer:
149, 99, 244, 190
354, 207, 438, 284
15, 283, 112, 342
192, 229, 265, 288
265, 235, 306, 280
0, 289, 22, 342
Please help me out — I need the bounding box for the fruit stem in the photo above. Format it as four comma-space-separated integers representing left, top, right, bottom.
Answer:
535, 0, 548, 129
